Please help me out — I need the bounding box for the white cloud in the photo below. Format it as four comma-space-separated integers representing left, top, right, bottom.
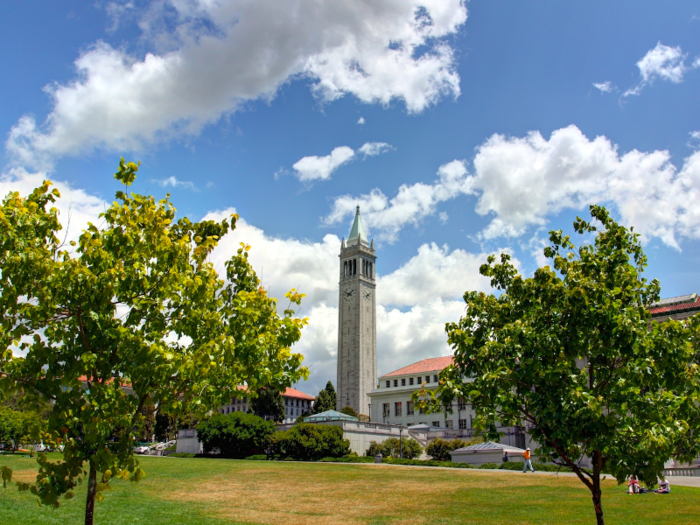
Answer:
358, 142, 392, 157
292, 146, 356, 182
464, 125, 700, 248
377, 242, 493, 307
593, 81, 614, 93
357, 117, 366, 125
624, 42, 697, 97
324, 159, 471, 242
7, 0, 467, 168
151, 176, 196, 190
292, 142, 392, 181
690, 131, 700, 147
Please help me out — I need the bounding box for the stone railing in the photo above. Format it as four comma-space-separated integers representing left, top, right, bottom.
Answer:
662, 467, 700, 477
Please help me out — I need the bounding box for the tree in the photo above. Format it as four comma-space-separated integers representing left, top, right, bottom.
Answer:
0, 159, 309, 525
340, 406, 357, 417
416, 205, 700, 525
312, 381, 337, 413
0, 407, 40, 453
425, 438, 470, 462
270, 423, 350, 460
366, 437, 422, 459
249, 386, 285, 422
196, 412, 275, 458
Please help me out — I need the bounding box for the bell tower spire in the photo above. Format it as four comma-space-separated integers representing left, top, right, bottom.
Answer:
337, 206, 376, 416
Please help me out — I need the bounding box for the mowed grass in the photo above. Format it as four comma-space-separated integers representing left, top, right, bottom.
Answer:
1, 454, 699, 525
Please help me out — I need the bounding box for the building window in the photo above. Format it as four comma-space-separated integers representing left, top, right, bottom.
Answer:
416, 377, 422, 385
445, 420, 453, 429
425, 375, 430, 384
383, 403, 390, 417
432, 421, 441, 427
386, 381, 390, 388
459, 419, 468, 430
457, 398, 466, 410
433, 375, 439, 383
393, 379, 397, 387
409, 377, 414, 386
401, 378, 406, 386
395, 402, 402, 417
407, 401, 414, 415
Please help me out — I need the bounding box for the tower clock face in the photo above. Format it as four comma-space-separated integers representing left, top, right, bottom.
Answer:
344, 288, 354, 300
363, 290, 373, 301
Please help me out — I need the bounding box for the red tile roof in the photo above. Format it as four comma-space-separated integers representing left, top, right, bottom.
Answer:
650, 297, 700, 316
283, 387, 315, 400
381, 356, 454, 378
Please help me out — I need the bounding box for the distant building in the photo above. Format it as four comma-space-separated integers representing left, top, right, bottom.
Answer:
650, 293, 700, 323
218, 387, 314, 424
368, 356, 528, 450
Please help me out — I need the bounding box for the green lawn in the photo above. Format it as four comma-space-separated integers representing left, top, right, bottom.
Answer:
1, 454, 698, 525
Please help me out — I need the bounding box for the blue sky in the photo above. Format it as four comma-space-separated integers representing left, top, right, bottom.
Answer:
2, 1, 700, 394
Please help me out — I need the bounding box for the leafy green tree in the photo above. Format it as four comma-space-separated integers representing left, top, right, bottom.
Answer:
0, 407, 40, 453
312, 381, 337, 413
250, 386, 285, 422
415, 205, 700, 525
0, 160, 308, 525
425, 438, 470, 462
270, 423, 350, 460
196, 412, 275, 458
340, 406, 357, 417
366, 437, 422, 459
154, 407, 198, 442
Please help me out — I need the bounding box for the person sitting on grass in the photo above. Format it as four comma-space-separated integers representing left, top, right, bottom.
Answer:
627, 476, 639, 494
522, 448, 534, 473
657, 478, 671, 494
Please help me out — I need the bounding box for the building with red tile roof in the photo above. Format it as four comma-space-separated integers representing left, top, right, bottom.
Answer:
380, 356, 454, 378
650, 293, 700, 323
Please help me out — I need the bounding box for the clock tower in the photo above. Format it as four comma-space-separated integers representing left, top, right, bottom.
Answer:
337, 206, 377, 416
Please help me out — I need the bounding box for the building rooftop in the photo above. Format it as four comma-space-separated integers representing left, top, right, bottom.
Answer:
380, 356, 454, 378
346, 206, 369, 247
283, 387, 315, 400
452, 441, 526, 454
305, 410, 358, 422
650, 293, 700, 316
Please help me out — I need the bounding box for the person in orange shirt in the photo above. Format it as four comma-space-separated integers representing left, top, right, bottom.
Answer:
522, 448, 535, 473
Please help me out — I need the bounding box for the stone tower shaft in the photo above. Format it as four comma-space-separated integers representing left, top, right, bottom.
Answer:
337, 207, 377, 416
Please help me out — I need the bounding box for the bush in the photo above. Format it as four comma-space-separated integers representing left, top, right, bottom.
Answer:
195, 412, 275, 458
479, 462, 499, 469
366, 437, 422, 459
245, 454, 268, 461
270, 423, 350, 460
340, 406, 358, 417
170, 453, 196, 458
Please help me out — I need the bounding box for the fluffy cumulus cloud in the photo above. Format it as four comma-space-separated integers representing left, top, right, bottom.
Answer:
7, 0, 467, 168
324, 160, 471, 242
292, 142, 392, 181
151, 176, 196, 190
465, 125, 700, 247
624, 42, 699, 97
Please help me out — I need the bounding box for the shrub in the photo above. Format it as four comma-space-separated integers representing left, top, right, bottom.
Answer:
479, 462, 499, 469
170, 453, 196, 458
195, 412, 275, 458
365, 437, 422, 459
499, 461, 573, 473
245, 455, 268, 461
270, 423, 350, 460
340, 406, 358, 417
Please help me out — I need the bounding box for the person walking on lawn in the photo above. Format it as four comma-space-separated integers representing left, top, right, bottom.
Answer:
522, 448, 535, 473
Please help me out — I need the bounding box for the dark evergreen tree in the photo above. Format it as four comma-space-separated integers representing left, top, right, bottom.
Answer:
250, 386, 285, 422
312, 381, 337, 413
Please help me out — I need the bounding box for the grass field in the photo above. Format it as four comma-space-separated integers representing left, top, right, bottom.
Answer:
1, 454, 698, 525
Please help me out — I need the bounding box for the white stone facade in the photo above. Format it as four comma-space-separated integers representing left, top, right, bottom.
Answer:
337, 207, 377, 416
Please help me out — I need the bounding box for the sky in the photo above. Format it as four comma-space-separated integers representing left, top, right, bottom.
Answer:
2, 1, 700, 396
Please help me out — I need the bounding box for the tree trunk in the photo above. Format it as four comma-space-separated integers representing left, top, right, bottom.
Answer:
84, 462, 97, 525
591, 482, 604, 525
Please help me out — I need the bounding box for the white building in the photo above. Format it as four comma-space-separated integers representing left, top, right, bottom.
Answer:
218, 387, 314, 424
368, 356, 528, 450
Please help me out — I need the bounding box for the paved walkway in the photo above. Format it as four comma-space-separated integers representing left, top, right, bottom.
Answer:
326, 461, 700, 488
